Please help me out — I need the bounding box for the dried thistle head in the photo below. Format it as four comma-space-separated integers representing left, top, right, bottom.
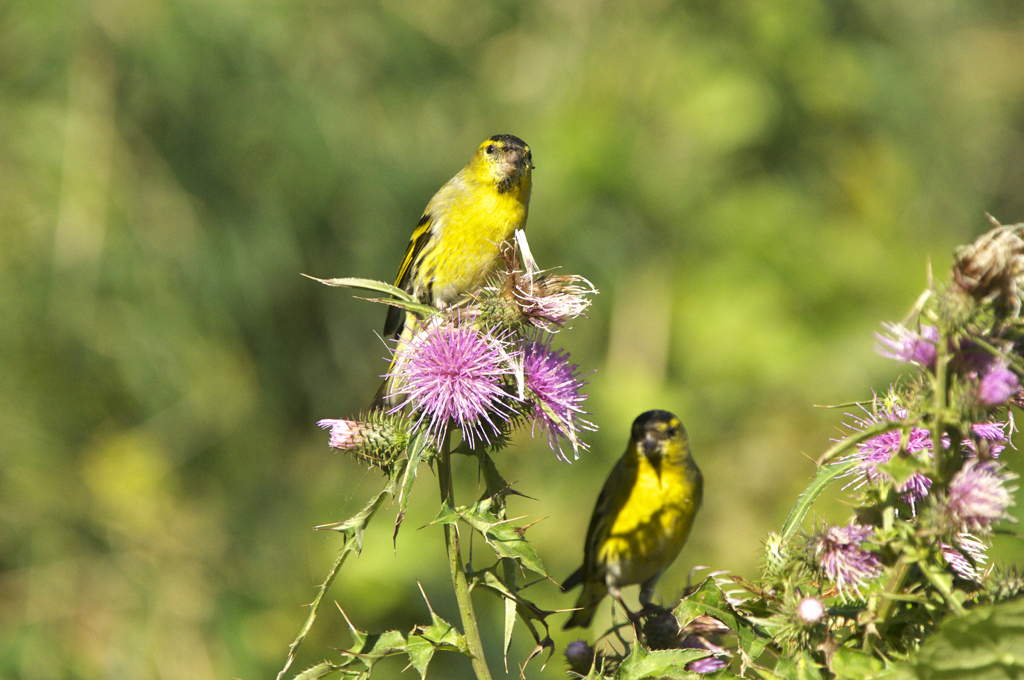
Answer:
481, 242, 597, 332
952, 217, 1024, 317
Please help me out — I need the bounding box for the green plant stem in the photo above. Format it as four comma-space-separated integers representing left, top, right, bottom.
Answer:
437, 433, 493, 680
930, 345, 951, 479
872, 559, 910, 646
919, 561, 966, 617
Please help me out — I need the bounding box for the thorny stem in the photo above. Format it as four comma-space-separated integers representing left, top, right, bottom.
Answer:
918, 561, 967, 617
275, 551, 351, 680
437, 431, 493, 680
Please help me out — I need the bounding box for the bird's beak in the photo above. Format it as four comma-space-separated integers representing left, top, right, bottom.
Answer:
643, 436, 662, 467
502, 149, 527, 175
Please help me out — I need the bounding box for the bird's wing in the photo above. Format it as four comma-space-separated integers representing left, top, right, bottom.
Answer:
383, 213, 434, 338
581, 454, 631, 577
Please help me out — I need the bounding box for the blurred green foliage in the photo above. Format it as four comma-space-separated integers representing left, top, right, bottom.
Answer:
2, 1, 1024, 678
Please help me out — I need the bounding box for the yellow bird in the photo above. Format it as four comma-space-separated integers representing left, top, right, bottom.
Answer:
562, 410, 703, 629
371, 134, 534, 409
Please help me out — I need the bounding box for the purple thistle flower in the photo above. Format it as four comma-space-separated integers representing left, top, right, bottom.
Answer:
809, 523, 882, 598
972, 421, 1009, 442
318, 418, 366, 450
686, 656, 728, 674
875, 323, 938, 367
838, 404, 934, 512
978, 364, 1021, 407
389, 317, 515, 448
522, 338, 594, 462
939, 542, 982, 581
837, 399, 1013, 513
964, 421, 1011, 459
954, 532, 990, 566
945, 460, 1018, 533
680, 635, 729, 674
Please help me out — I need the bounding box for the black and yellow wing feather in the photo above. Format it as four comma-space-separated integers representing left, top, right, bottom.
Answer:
383, 214, 434, 339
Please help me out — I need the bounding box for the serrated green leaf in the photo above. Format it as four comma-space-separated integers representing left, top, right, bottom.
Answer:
430, 500, 546, 575
876, 455, 931, 487
355, 629, 408, 661
302, 275, 414, 301
780, 459, 858, 540
613, 643, 708, 679
830, 647, 884, 679
887, 598, 1024, 679
404, 636, 435, 678
301, 275, 438, 317
501, 559, 517, 672
773, 651, 825, 680
673, 579, 768, 665
471, 449, 528, 506
462, 503, 546, 575
394, 430, 431, 545
426, 505, 460, 527
291, 661, 360, 680
417, 611, 468, 654
279, 476, 401, 680
317, 458, 403, 552
470, 564, 556, 672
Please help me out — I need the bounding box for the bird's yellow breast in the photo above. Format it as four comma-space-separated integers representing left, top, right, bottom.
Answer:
418, 177, 528, 305
599, 455, 700, 586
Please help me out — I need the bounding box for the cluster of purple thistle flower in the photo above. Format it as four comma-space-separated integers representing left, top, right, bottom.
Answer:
805, 353, 1020, 596
810, 452, 1017, 594
876, 323, 1021, 406
319, 266, 597, 462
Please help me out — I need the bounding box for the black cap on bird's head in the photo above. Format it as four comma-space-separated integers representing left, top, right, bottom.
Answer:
631, 410, 687, 467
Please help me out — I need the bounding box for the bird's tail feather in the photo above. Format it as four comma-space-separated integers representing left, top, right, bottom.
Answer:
563, 581, 605, 630
561, 566, 584, 592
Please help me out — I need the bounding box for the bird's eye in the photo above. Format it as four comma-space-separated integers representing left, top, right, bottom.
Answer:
485, 144, 497, 154
666, 427, 678, 438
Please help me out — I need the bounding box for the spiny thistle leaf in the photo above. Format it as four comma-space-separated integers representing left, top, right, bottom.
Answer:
828, 647, 884, 679
772, 651, 825, 680
393, 430, 433, 545
612, 644, 713, 680
277, 478, 400, 680
302, 274, 414, 300
673, 578, 768, 670
461, 501, 546, 575
780, 459, 859, 540
318, 606, 469, 680
289, 661, 352, 680
885, 598, 1024, 679
317, 483, 394, 552
427, 501, 547, 576
470, 562, 557, 674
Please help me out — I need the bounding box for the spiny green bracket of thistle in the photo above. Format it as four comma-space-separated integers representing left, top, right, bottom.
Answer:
722, 218, 1024, 678
277, 232, 597, 680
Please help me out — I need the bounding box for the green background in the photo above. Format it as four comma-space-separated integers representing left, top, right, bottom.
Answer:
3, 1, 1024, 678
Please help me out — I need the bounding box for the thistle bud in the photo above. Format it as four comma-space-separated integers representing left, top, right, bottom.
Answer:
796, 597, 825, 624
564, 639, 595, 675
